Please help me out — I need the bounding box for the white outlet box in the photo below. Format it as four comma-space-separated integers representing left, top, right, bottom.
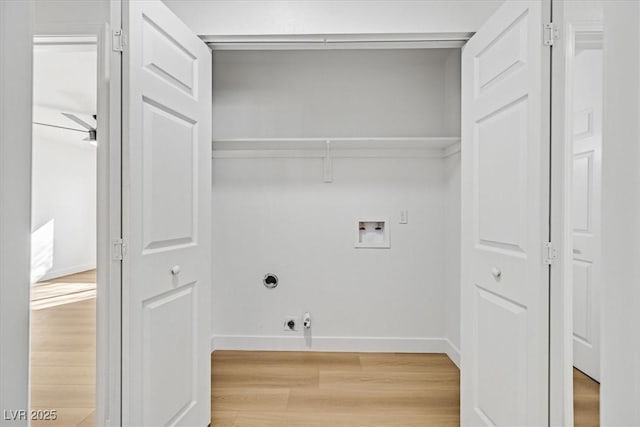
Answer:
283, 316, 298, 331
355, 217, 390, 248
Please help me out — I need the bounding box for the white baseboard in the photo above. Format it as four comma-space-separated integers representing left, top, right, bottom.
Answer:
445, 339, 461, 369
211, 334, 460, 362
39, 263, 96, 282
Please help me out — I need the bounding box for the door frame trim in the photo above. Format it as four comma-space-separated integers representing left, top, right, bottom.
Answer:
96, 1, 123, 424
549, 11, 604, 425
32, 14, 124, 427
0, 1, 33, 420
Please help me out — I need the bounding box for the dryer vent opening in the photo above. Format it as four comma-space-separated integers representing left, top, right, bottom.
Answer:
263, 273, 278, 289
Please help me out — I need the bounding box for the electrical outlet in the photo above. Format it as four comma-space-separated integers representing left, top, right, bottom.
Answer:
283, 316, 298, 331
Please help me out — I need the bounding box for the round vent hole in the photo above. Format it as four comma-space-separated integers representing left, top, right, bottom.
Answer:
263, 274, 278, 289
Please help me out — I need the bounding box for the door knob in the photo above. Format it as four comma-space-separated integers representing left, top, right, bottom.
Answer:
171, 265, 181, 275
491, 267, 502, 281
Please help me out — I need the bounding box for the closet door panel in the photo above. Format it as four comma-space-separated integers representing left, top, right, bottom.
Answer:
461, 1, 551, 425
121, 1, 212, 425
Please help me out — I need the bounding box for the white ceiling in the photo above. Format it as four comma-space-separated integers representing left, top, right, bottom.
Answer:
33, 44, 97, 137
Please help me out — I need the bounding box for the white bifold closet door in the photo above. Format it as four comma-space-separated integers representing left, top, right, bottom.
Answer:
571, 49, 602, 382
461, 0, 551, 425
121, 1, 212, 425
572, 138, 601, 382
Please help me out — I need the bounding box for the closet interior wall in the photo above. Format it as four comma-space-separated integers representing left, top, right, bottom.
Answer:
210, 48, 462, 359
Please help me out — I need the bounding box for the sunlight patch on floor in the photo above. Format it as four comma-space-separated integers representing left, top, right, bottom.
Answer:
31, 281, 96, 310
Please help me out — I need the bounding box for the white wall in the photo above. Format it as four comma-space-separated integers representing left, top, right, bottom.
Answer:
444, 49, 462, 137
31, 128, 97, 281
34, 0, 108, 36
601, 2, 640, 425
0, 1, 32, 425
444, 151, 461, 357
211, 48, 461, 354
212, 156, 450, 352
165, 0, 502, 37
443, 51, 462, 357
33, 0, 502, 39
212, 49, 460, 139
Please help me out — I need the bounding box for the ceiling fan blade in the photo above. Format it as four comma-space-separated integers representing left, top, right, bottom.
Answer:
33, 121, 87, 134
62, 112, 96, 131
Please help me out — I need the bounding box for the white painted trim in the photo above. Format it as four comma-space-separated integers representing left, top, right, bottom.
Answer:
445, 339, 461, 369
209, 41, 466, 50
550, 16, 604, 427
212, 137, 461, 160
443, 142, 462, 158
210, 335, 462, 368
34, 36, 97, 46
213, 148, 448, 159
203, 32, 472, 50
213, 136, 460, 147
39, 263, 96, 282
549, 7, 570, 426
95, 3, 123, 426
211, 335, 453, 354
0, 2, 33, 423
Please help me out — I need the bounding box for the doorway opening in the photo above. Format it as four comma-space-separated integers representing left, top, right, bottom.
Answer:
30, 39, 98, 427
208, 46, 463, 425
566, 23, 604, 427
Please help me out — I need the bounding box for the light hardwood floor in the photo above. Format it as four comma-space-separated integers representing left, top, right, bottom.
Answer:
574, 368, 600, 427
212, 351, 460, 426
30, 270, 600, 427
31, 270, 96, 427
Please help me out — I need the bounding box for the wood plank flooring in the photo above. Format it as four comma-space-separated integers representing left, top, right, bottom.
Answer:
574, 368, 600, 427
212, 351, 460, 426
30, 270, 96, 427
30, 269, 601, 426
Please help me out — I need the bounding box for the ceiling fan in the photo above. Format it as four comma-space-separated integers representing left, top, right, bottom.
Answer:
33, 112, 97, 146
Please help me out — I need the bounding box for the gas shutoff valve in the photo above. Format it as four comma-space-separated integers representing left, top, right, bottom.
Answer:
303, 312, 311, 330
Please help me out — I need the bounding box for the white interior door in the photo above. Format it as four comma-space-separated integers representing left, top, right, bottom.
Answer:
571, 48, 602, 382
461, 1, 551, 425
121, 1, 212, 425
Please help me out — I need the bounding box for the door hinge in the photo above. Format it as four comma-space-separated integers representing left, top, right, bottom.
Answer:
544, 242, 557, 265
112, 29, 125, 52
112, 238, 126, 261
544, 22, 558, 46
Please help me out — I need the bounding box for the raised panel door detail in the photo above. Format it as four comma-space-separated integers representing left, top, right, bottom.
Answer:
572, 153, 593, 234
142, 14, 197, 97
475, 287, 527, 426
142, 98, 197, 253
475, 97, 528, 255
143, 284, 197, 426
573, 108, 594, 139
474, 10, 528, 97
572, 261, 592, 345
